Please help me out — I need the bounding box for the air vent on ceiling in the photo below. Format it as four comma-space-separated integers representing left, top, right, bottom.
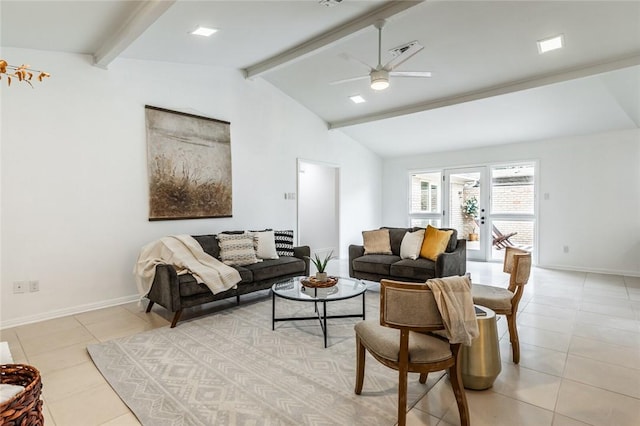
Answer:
388, 41, 422, 57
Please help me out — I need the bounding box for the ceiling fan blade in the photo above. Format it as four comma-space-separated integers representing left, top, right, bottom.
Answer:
337, 53, 374, 72
329, 75, 370, 86
389, 71, 432, 78
383, 43, 424, 71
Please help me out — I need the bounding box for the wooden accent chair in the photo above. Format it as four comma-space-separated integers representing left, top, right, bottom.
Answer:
354, 279, 470, 426
471, 246, 531, 364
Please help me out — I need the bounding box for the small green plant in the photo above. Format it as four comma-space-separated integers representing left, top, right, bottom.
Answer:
307, 251, 336, 273
462, 196, 479, 218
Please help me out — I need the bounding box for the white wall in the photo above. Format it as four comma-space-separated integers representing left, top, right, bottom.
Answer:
0, 48, 382, 327
383, 129, 640, 276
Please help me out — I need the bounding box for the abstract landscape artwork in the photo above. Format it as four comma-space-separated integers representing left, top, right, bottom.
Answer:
145, 106, 232, 220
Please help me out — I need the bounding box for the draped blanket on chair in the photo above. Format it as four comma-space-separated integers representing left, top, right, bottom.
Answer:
134, 235, 241, 298
426, 275, 479, 346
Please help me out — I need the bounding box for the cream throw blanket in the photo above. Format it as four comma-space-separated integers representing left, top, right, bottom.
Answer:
134, 235, 241, 298
426, 275, 479, 346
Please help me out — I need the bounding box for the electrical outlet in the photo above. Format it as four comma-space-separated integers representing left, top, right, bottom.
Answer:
29, 280, 40, 292
13, 281, 27, 294
563, 246, 569, 253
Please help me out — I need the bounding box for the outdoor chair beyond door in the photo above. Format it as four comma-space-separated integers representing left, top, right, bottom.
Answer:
492, 224, 518, 249
471, 246, 532, 363
354, 279, 470, 426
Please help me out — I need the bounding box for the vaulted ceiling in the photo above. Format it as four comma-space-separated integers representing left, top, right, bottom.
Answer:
2, 1, 639, 157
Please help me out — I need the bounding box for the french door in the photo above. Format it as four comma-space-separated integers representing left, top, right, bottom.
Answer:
443, 167, 489, 261
409, 163, 536, 262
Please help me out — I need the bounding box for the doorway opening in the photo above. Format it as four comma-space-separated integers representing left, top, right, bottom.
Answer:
297, 160, 340, 259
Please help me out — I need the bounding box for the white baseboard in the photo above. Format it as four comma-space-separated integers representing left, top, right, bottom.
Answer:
0, 294, 141, 330
537, 263, 640, 277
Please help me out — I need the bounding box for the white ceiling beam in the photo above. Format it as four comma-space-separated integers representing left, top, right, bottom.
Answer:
329, 53, 640, 129
244, 0, 424, 79
93, 0, 176, 69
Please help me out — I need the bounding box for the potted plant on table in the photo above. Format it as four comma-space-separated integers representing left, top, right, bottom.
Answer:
308, 251, 335, 282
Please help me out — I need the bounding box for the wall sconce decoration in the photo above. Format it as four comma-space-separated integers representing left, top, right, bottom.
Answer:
0, 60, 50, 87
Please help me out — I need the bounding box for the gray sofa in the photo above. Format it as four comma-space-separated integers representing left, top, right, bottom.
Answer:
145, 234, 310, 327
349, 227, 466, 282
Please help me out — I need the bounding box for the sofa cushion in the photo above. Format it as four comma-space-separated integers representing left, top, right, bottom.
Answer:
244, 257, 306, 281
390, 258, 437, 281
192, 234, 220, 259
420, 226, 454, 261
382, 227, 410, 256
363, 229, 393, 255
352, 254, 401, 276
179, 266, 252, 297
442, 228, 459, 253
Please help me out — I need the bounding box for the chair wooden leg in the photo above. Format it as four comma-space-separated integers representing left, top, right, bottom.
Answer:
397, 330, 410, 426
145, 300, 154, 313
398, 367, 408, 426
355, 335, 366, 395
170, 310, 183, 328
419, 373, 428, 384
449, 345, 470, 426
506, 313, 520, 364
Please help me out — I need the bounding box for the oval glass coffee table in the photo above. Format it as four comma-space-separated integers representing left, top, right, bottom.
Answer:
271, 276, 367, 348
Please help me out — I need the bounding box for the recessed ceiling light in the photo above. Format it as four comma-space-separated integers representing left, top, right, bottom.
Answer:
191, 26, 217, 37
349, 95, 366, 104
537, 34, 564, 54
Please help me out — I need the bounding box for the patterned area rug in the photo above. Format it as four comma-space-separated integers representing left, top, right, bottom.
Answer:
88, 290, 439, 425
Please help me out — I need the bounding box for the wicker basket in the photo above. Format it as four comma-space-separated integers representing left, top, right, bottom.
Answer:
0, 364, 43, 426
301, 276, 338, 288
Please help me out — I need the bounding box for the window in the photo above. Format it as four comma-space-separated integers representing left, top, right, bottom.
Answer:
409, 171, 442, 227
490, 163, 536, 260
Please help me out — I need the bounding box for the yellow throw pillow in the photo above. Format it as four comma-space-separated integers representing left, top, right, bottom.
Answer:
362, 229, 392, 255
420, 225, 453, 261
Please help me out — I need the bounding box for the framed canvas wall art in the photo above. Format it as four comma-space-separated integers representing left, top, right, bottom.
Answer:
145, 105, 232, 220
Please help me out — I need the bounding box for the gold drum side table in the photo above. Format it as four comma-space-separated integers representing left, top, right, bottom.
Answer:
460, 305, 501, 390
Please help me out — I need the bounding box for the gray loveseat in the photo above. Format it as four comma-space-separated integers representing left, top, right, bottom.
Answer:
348, 227, 466, 282
145, 234, 310, 327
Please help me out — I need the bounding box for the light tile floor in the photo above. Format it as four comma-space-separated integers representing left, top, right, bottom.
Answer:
1, 261, 639, 425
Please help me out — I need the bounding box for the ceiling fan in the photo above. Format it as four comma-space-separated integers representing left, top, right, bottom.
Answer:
330, 19, 432, 91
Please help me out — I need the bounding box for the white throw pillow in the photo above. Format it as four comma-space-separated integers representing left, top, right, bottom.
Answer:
400, 229, 425, 260
250, 230, 279, 260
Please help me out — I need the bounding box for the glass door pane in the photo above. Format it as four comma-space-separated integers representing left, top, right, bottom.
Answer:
445, 168, 487, 261
490, 164, 536, 262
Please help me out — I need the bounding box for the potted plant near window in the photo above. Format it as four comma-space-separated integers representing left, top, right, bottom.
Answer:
307, 251, 335, 282
462, 197, 479, 241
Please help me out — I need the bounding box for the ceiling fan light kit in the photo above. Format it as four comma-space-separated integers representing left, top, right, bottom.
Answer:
370, 69, 389, 90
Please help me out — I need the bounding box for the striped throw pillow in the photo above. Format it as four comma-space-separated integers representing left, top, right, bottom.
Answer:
274, 230, 294, 257
216, 233, 260, 266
